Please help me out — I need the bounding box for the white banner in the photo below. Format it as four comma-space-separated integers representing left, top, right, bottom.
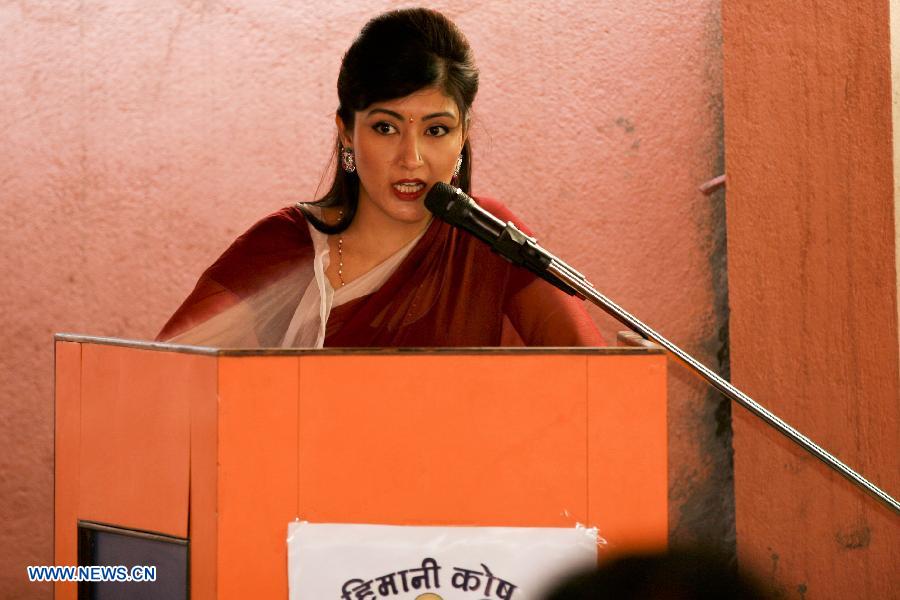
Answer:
287, 522, 598, 600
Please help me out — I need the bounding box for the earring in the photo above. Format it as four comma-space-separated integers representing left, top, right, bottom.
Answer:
340, 146, 356, 173
451, 154, 463, 186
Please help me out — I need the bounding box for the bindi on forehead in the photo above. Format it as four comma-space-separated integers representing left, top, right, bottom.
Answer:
365, 107, 459, 124
366, 88, 460, 123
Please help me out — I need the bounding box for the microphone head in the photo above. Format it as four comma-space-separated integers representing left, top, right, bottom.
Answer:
424, 181, 461, 219
425, 182, 476, 231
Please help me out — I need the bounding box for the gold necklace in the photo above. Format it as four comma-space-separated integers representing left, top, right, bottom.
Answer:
336, 210, 346, 287
334, 212, 430, 288
337, 236, 345, 287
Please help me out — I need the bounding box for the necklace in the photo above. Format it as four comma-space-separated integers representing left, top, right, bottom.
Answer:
337, 236, 346, 287
336, 210, 346, 287
334, 212, 430, 289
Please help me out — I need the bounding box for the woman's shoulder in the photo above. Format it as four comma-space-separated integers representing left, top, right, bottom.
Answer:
233, 204, 310, 247
203, 204, 313, 282
206, 204, 313, 265
472, 195, 536, 237
472, 195, 509, 216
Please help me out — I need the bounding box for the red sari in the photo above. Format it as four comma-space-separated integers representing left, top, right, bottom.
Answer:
158, 197, 603, 347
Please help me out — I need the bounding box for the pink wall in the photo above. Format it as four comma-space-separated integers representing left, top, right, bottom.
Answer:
723, 0, 900, 596
0, 1, 726, 596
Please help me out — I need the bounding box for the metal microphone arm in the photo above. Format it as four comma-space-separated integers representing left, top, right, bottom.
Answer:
494, 217, 900, 516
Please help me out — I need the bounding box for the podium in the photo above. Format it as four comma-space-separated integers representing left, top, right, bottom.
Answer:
54, 335, 668, 599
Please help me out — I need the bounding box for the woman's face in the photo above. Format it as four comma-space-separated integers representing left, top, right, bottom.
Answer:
338, 87, 466, 229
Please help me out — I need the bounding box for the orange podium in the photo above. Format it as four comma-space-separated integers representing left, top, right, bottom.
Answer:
54, 335, 667, 599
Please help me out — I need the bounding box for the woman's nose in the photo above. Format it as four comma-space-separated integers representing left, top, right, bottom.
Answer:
397, 133, 423, 169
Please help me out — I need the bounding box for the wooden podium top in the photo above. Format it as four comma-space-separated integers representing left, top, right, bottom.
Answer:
54, 333, 665, 356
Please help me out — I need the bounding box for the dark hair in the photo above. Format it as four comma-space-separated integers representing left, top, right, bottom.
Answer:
301, 8, 479, 234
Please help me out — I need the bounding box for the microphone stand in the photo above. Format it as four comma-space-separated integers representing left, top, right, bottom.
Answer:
425, 184, 899, 515
543, 258, 900, 516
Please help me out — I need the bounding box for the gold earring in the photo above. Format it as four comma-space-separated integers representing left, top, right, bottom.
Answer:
340, 146, 356, 173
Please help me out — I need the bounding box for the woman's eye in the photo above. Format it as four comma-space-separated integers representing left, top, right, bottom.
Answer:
426, 125, 449, 137
373, 121, 397, 135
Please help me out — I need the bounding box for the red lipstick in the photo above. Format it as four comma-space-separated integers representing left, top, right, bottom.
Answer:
391, 179, 427, 201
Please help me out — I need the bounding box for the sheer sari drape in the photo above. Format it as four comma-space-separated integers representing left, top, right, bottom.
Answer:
158, 198, 603, 348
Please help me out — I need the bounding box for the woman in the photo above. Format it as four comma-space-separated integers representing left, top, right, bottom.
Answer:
158, 8, 602, 348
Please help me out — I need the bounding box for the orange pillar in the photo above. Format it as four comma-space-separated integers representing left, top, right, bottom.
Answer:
723, 0, 900, 597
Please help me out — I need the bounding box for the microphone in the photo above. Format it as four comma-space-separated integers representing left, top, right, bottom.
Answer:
424, 182, 588, 296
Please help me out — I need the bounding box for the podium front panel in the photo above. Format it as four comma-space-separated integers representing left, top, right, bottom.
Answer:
294, 354, 590, 525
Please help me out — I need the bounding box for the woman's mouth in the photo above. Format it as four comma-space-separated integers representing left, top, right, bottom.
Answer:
392, 179, 426, 201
